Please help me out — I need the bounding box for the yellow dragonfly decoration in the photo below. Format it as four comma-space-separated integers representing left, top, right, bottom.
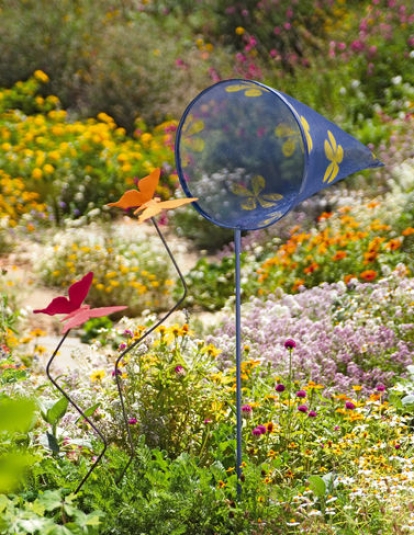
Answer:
231, 174, 283, 210
323, 130, 344, 183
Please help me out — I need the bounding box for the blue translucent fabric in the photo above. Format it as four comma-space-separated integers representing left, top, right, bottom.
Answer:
175, 79, 382, 230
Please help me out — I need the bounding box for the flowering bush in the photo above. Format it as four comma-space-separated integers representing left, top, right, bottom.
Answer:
34, 223, 176, 317
2, 319, 414, 533
0, 73, 177, 229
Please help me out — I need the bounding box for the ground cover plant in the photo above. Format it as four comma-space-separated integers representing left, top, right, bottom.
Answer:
2, 0, 414, 533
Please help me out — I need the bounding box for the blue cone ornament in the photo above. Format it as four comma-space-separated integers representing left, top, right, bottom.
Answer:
175, 79, 382, 230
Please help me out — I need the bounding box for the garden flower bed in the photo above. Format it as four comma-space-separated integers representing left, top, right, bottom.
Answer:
1, 1, 414, 533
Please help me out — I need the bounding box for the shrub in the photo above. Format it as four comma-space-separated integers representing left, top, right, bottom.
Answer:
0, 74, 177, 224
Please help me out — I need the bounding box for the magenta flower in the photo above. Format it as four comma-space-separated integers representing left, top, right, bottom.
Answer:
252, 425, 266, 436
112, 369, 122, 377
376, 384, 386, 392
296, 390, 306, 398
128, 418, 138, 425
308, 410, 317, 418
284, 339, 296, 350
345, 401, 356, 410
242, 404, 253, 414
298, 404, 308, 413
174, 365, 185, 376
275, 383, 286, 393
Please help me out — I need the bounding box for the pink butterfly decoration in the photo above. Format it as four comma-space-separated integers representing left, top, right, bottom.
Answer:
34, 271, 127, 333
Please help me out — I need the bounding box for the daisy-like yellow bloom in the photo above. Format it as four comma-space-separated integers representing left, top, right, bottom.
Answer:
90, 369, 106, 382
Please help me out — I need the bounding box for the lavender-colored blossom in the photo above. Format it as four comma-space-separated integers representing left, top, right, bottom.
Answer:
209, 274, 414, 395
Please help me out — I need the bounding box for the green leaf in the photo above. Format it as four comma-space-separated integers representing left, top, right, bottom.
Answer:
76, 403, 100, 422
0, 396, 37, 433
38, 489, 64, 512
45, 397, 69, 426
402, 394, 414, 406
46, 432, 60, 454
308, 475, 326, 499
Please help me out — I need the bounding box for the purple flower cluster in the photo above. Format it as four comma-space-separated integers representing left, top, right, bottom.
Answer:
210, 276, 414, 395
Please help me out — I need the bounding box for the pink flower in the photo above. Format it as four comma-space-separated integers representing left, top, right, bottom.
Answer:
345, 401, 356, 410
298, 404, 308, 413
296, 390, 306, 398
284, 339, 296, 350
128, 418, 138, 425
308, 410, 317, 418
174, 365, 186, 376
252, 425, 266, 436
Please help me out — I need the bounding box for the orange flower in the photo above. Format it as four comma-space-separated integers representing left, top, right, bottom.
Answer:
266, 422, 275, 433
292, 279, 305, 292
386, 238, 402, 251
304, 262, 319, 274
402, 227, 414, 236
344, 274, 356, 284
332, 250, 347, 261
360, 270, 377, 282
363, 250, 378, 263
317, 211, 334, 221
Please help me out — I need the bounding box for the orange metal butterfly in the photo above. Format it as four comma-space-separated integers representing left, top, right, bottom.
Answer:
107, 168, 197, 223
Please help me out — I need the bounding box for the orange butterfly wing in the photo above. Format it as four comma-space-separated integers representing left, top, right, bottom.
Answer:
107, 168, 160, 209
137, 198, 197, 223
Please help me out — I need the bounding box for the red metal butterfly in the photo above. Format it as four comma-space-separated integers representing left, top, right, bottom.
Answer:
34, 271, 127, 333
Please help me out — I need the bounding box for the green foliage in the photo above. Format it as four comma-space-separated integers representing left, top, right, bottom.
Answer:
0, 395, 38, 493
0, 489, 103, 535
179, 256, 238, 311
0, 0, 213, 130
112, 323, 226, 457
172, 206, 235, 252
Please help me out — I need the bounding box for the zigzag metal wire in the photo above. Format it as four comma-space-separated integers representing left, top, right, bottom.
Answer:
113, 217, 188, 483
44, 217, 187, 491
45, 332, 108, 494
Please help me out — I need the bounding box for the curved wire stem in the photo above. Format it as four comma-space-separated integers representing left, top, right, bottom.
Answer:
114, 217, 188, 483
46, 331, 108, 494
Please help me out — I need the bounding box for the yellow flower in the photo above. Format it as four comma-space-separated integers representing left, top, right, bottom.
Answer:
90, 369, 106, 382
235, 26, 245, 35
32, 168, 43, 180
323, 130, 343, 183
34, 70, 49, 83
